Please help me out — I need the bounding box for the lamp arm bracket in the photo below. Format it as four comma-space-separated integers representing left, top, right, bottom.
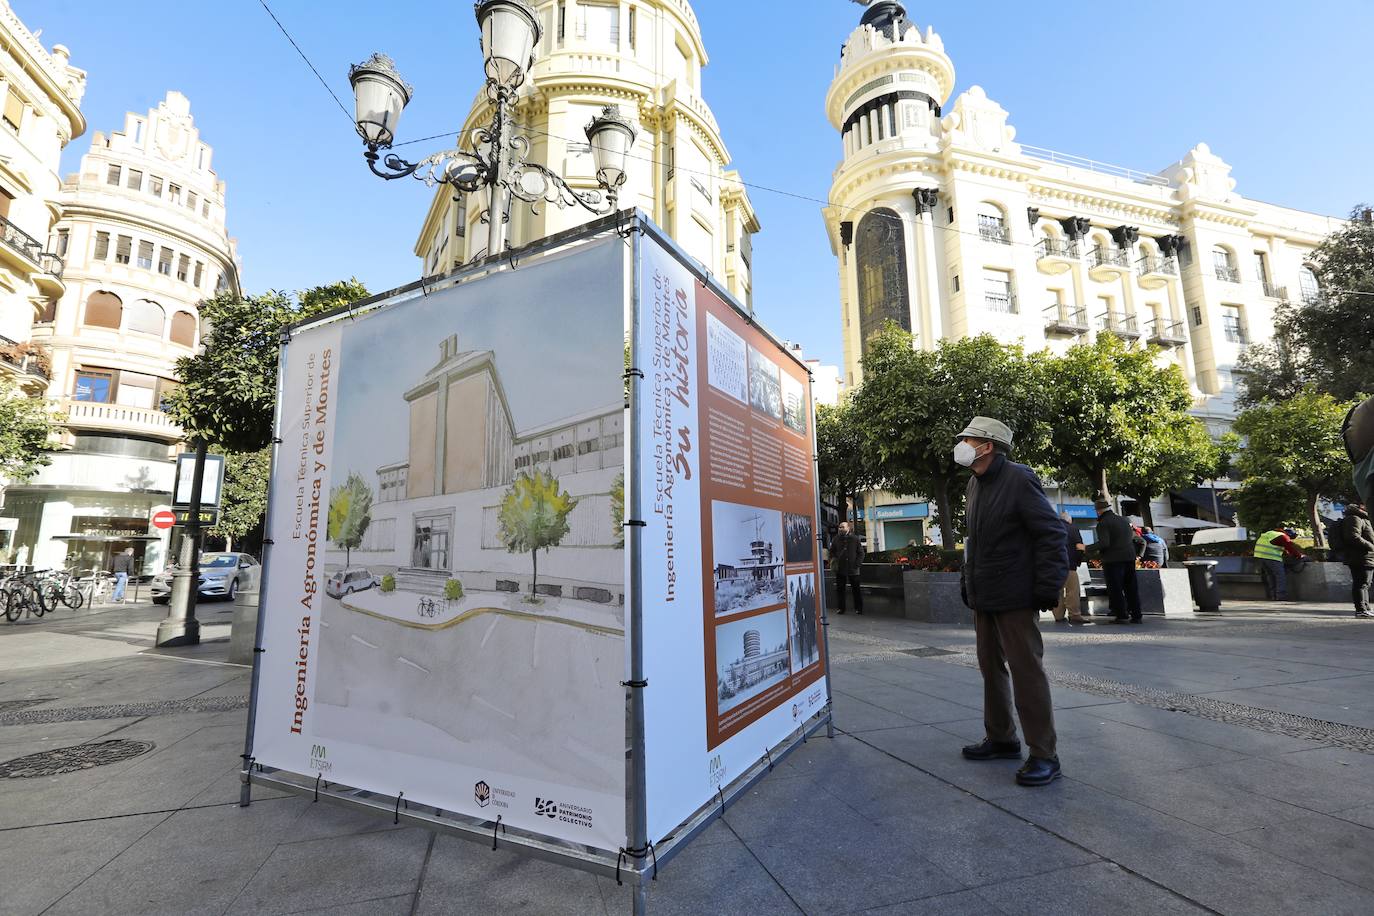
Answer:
365, 147, 491, 190
505, 160, 616, 216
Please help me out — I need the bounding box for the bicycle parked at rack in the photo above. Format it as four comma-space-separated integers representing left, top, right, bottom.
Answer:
2, 570, 52, 623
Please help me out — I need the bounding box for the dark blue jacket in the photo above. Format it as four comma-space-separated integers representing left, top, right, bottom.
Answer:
961, 455, 1069, 613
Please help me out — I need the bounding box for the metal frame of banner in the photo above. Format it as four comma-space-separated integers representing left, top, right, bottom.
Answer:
236, 211, 834, 914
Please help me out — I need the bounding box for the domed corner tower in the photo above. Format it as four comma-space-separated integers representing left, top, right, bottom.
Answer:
823, 1, 956, 388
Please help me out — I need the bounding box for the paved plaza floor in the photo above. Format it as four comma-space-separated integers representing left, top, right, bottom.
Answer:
2, 598, 1373, 915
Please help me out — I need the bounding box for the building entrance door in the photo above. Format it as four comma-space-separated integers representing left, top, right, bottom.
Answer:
411, 515, 451, 570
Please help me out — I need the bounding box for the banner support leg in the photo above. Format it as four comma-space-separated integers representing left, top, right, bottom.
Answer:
632, 882, 648, 916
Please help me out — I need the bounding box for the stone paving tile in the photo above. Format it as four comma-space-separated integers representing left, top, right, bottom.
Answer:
0, 717, 144, 750
855, 726, 1027, 801
971, 862, 1208, 915
600, 832, 804, 915
718, 763, 871, 841
414, 834, 607, 916
929, 707, 1132, 746
1202, 686, 1374, 729
833, 683, 982, 726
282, 895, 415, 915
1070, 722, 1246, 772
1269, 745, 1374, 789
1230, 812, 1374, 892
1337, 804, 1374, 829
783, 735, 968, 822
1183, 755, 1374, 815
228, 825, 431, 915
278, 796, 415, 845
858, 888, 1008, 915
829, 694, 924, 734
0, 812, 166, 916
1085, 701, 1331, 757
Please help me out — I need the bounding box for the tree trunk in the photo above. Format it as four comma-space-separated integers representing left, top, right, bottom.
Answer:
224, 536, 234, 552
1134, 495, 1156, 529
1092, 466, 1110, 502
933, 476, 955, 548
1308, 491, 1325, 549
531, 549, 539, 596
345, 545, 351, 567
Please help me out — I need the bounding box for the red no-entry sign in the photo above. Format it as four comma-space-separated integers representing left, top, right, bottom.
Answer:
152, 510, 176, 531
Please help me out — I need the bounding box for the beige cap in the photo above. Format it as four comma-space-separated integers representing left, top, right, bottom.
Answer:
956, 416, 1013, 448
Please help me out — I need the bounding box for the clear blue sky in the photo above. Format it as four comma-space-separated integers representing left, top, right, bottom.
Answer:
16, 0, 1372, 367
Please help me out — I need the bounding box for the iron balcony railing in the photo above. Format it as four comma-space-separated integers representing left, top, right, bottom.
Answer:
1214, 265, 1241, 283
1301, 291, 1323, 306
1043, 303, 1089, 334
0, 333, 50, 380
979, 223, 1011, 245
1098, 312, 1142, 339
985, 291, 1018, 314
1035, 237, 1079, 260
1136, 255, 1178, 277
1224, 325, 1249, 345
1089, 246, 1131, 270
1262, 281, 1288, 300
0, 213, 64, 278
1147, 319, 1187, 345
38, 251, 65, 278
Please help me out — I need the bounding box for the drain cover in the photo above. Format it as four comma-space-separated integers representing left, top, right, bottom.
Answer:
898, 647, 957, 658
0, 739, 155, 778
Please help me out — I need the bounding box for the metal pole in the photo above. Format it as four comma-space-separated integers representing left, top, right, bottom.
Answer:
486, 88, 509, 258
241, 331, 292, 806
157, 440, 206, 647
626, 216, 651, 913
808, 374, 836, 740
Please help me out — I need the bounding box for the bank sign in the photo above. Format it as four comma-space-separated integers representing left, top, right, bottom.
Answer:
860, 503, 930, 521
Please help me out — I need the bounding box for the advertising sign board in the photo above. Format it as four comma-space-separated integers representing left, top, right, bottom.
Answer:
173, 452, 225, 508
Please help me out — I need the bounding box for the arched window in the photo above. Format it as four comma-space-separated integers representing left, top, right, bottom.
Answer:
855, 208, 910, 353
83, 291, 122, 329
169, 311, 197, 348
977, 202, 1009, 244
1299, 266, 1320, 303
1212, 246, 1238, 281
126, 299, 165, 336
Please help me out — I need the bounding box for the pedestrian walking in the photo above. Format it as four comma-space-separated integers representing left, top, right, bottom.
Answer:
831, 521, 865, 615
1052, 512, 1090, 625
1140, 527, 1168, 567
956, 417, 1067, 787
1253, 527, 1305, 601
1339, 504, 1374, 618
111, 547, 135, 603
1096, 502, 1144, 624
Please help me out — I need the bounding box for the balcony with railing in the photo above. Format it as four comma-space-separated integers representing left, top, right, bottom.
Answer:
0, 214, 64, 286
978, 223, 1011, 245
1088, 245, 1131, 280
1262, 282, 1288, 300
1034, 237, 1079, 274
1098, 312, 1142, 340
1223, 324, 1249, 345
61, 398, 182, 440
1214, 265, 1241, 283
1146, 318, 1187, 347
984, 291, 1018, 314
1136, 255, 1178, 289
0, 334, 51, 384
1044, 303, 1089, 336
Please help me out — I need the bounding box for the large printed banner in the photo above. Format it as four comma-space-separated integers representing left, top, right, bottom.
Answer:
637, 231, 828, 844
252, 238, 629, 853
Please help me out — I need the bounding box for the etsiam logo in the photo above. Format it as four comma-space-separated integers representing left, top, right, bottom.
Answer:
474, 781, 491, 808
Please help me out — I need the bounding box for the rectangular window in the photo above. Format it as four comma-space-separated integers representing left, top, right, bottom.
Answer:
56, 228, 69, 256
947, 207, 955, 224
94, 231, 110, 260
157, 247, 173, 275
150, 176, 163, 197
176, 253, 190, 281
3, 87, 24, 131
126, 168, 143, 191
115, 234, 132, 264
74, 370, 114, 403
1222, 306, 1246, 344
137, 240, 154, 269
629, 7, 637, 48
201, 200, 210, 218
186, 191, 198, 211
983, 269, 1015, 312
0, 187, 11, 219
132, 120, 144, 144
193, 261, 204, 287
114, 372, 157, 409
106, 164, 122, 186
557, 1, 566, 41
168, 183, 182, 205
951, 273, 960, 293
1252, 251, 1269, 284
455, 196, 467, 238
978, 213, 1009, 244
1191, 304, 1203, 327
580, 2, 620, 45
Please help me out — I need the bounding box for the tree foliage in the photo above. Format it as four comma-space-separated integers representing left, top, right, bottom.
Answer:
1227, 478, 1307, 537
497, 469, 577, 596
165, 279, 369, 452
210, 449, 271, 550
849, 326, 1044, 546
1232, 388, 1356, 545
0, 376, 59, 483
327, 471, 374, 566
816, 400, 880, 525
1238, 206, 1374, 406
1038, 335, 1193, 502
1109, 416, 1227, 527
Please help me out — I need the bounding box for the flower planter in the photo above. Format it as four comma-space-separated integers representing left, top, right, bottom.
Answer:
1090, 568, 1195, 616
1289, 562, 1353, 603
902, 570, 968, 624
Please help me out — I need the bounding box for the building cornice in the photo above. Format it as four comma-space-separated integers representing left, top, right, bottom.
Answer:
0, 9, 86, 140
56, 202, 236, 266
826, 53, 953, 129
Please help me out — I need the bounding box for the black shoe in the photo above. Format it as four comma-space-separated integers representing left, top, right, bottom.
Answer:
1105, 617, 1130, 624
1054, 618, 1069, 624
962, 738, 1022, 761
836, 610, 846, 615
1129, 618, 1143, 625
1068, 618, 1092, 626
1016, 756, 1063, 787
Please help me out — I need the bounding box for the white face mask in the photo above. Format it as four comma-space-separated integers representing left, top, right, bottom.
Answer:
953, 441, 981, 468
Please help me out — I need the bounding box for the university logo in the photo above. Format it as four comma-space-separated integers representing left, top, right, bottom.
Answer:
474, 781, 491, 808
535, 797, 559, 818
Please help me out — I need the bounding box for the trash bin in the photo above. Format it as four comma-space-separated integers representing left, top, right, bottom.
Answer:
1184, 560, 1220, 612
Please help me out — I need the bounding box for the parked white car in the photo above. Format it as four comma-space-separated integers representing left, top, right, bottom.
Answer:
151, 552, 261, 604
326, 567, 380, 599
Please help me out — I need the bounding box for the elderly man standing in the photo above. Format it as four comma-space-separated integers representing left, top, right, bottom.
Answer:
957, 417, 1068, 787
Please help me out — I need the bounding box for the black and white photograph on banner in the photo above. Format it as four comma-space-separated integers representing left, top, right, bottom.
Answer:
715, 609, 791, 715
711, 500, 786, 615
706, 311, 748, 404
747, 344, 783, 420
783, 511, 814, 564
781, 373, 807, 435
788, 572, 820, 673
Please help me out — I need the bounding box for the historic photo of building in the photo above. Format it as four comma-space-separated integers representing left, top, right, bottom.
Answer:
788, 572, 820, 672
747, 345, 783, 421
715, 609, 790, 715
711, 500, 786, 616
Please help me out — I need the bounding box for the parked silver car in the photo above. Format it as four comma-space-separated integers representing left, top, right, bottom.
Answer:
326, 567, 380, 599
151, 552, 261, 604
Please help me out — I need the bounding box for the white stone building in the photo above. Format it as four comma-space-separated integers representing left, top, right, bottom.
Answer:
6, 91, 239, 574
414, 0, 759, 308
823, 1, 1345, 547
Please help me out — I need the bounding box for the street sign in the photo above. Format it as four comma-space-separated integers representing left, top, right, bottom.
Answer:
152, 510, 177, 530
172, 507, 220, 527
173, 452, 226, 508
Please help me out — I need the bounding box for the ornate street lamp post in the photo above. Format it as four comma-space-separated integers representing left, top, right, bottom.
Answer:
348, 0, 637, 259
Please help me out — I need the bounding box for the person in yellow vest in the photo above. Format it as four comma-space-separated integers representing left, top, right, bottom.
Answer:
1254, 527, 1305, 601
